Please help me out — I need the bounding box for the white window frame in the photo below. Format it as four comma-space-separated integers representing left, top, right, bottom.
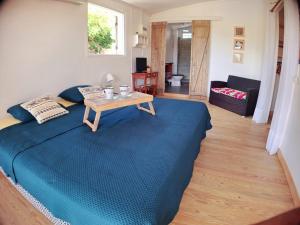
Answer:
87, 2, 126, 57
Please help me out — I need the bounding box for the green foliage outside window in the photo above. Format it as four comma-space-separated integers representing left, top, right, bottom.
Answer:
88, 13, 114, 54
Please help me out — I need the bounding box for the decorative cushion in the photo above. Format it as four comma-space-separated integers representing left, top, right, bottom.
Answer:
58, 85, 90, 103
21, 96, 69, 124
212, 87, 247, 100
0, 116, 21, 130
7, 104, 35, 123
56, 98, 77, 108
78, 86, 104, 100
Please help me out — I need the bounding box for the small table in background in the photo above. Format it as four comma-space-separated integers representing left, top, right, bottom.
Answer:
132, 72, 158, 96
83, 92, 156, 132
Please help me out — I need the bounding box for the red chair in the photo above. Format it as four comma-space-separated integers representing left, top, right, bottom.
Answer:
132, 73, 148, 93
146, 72, 158, 96
132, 72, 158, 96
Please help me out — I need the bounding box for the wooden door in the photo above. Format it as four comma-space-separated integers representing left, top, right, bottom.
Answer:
151, 22, 167, 94
189, 20, 210, 96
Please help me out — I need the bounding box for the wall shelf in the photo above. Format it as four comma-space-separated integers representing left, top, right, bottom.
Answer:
134, 33, 148, 48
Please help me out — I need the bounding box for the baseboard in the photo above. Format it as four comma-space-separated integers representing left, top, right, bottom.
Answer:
277, 150, 300, 206
161, 93, 190, 99
160, 93, 207, 101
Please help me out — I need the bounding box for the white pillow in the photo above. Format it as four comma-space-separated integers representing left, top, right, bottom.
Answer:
78, 86, 104, 100
21, 96, 69, 124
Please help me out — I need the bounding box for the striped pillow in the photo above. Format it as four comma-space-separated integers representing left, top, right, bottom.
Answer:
78, 86, 104, 100
21, 96, 69, 124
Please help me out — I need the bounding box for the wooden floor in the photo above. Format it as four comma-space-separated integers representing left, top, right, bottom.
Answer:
0, 99, 295, 225
172, 100, 295, 225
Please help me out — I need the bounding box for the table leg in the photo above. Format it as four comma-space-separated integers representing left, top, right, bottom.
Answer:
83, 106, 102, 132
92, 112, 101, 132
148, 102, 156, 116
136, 102, 156, 116
83, 106, 90, 123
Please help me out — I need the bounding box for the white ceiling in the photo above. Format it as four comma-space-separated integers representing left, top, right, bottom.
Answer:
121, 0, 215, 14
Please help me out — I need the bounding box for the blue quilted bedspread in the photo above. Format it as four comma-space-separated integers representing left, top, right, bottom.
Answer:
0, 98, 211, 225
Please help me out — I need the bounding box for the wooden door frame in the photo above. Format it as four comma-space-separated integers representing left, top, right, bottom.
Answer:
151, 20, 210, 97
150, 22, 167, 95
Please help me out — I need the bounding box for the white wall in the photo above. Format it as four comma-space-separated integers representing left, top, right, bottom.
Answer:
281, 65, 300, 195
0, 0, 149, 118
172, 30, 179, 74
151, 0, 267, 89
165, 25, 174, 63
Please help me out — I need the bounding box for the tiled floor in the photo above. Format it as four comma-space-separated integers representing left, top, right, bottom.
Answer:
165, 82, 189, 95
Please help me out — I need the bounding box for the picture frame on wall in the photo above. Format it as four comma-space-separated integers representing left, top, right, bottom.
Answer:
233, 52, 244, 64
233, 39, 245, 50
234, 26, 245, 37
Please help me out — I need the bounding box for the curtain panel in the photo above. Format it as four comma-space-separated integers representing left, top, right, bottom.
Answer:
266, 0, 300, 155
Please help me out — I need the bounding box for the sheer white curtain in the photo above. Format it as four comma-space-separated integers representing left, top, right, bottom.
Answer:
266, 0, 300, 155
253, 12, 279, 123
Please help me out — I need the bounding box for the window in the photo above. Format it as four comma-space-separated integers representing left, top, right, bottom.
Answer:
181, 28, 192, 39
88, 3, 125, 55
182, 33, 192, 39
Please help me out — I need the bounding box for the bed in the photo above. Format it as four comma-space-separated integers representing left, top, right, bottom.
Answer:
0, 98, 212, 225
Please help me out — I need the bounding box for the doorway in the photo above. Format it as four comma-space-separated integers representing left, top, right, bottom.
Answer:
151, 20, 210, 98
165, 23, 192, 95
